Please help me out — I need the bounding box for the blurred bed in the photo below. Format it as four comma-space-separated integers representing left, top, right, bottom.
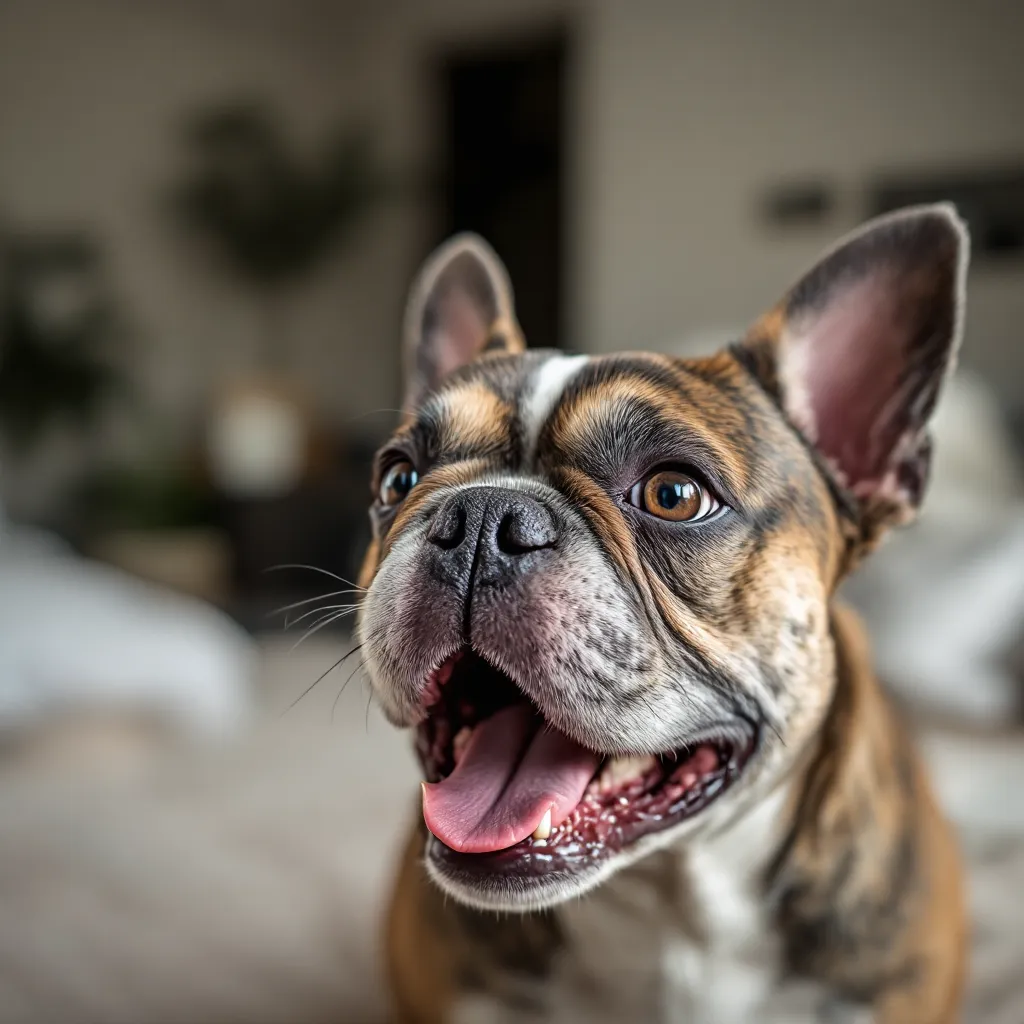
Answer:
0, 637, 1022, 1023
1, 369, 1023, 1023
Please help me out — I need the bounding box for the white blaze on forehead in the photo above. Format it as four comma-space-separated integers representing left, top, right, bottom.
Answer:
521, 354, 589, 466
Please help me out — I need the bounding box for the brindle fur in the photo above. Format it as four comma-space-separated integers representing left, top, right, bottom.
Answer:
362, 212, 968, 1022
386, 605, 964, 1022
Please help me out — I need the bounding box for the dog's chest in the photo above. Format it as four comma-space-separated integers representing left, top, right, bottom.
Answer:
455, 791, 800, 1024
558, 853, 776, 1024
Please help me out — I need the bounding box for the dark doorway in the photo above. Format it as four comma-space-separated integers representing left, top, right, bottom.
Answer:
435, 29, 568, 351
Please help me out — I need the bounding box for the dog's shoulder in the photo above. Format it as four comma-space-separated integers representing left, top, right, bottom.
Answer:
767, 602, 966, 1022
386, 604, 965, 1024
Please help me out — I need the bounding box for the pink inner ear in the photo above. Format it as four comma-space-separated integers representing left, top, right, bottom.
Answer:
784, 277, 915, 496
433, 288, 491, 381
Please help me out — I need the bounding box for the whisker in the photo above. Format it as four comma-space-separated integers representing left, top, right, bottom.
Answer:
298, 607, 359, 636
332, 658, 368, 723
264, 564, 367, 591
271, 589, 366, 617
279, 642, 365, 716
286, 602, 361, 630
764, 717, 785, 746
343, 407, 405, 423
290, 609, 357, 651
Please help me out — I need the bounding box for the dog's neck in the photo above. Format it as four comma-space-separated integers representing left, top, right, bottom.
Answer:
389, 601, 963, 1024
762, 600, 956, 1004
575, 601, 890, 933
546, 602, 930, 1022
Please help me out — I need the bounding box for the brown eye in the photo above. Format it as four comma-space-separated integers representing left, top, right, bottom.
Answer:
628, 470, 720, 523
380, 460, 419, 507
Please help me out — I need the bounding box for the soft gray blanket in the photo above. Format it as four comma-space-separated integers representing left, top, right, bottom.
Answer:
0, 638, 1020, 1023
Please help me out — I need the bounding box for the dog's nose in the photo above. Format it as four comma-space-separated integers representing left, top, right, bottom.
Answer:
427, 487, 557, 562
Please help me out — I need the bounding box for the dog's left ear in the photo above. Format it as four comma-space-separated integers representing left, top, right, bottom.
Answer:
402, 233, 525, 413
737, 203, 969, 545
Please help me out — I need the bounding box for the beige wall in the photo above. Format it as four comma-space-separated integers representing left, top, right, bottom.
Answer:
0, 0, 405, 442
581, 0, 1024, 394
319, 0, 1024, 414
2, 0, 1023, 458
351, 0, 1024, 393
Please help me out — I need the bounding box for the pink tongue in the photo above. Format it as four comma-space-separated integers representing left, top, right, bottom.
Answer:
422, 704, 602, 854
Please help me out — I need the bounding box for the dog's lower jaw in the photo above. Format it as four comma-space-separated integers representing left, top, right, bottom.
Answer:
420, 741, 763, 914
385, 603, 965, 1024
390, 782, 797, 1024
420, 734, 770, 915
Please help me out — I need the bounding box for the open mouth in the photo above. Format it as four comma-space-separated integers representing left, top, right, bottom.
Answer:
415, 649, 757, 891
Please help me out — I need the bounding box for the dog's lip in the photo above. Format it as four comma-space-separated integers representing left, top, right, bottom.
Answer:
424, 719, 759, 894
415, 646, 760, 887
414, 645, 466, 723
419, 648, 460, 713
418, 645, 759, 760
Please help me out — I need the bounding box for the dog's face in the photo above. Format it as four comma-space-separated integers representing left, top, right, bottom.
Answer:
358, 207, 967, 912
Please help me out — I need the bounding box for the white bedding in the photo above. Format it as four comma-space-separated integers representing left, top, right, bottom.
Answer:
0, 637, 1019, 1024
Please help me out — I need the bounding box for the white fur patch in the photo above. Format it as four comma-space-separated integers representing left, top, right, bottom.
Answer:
520, 354, 589, 467
659, 785, 790, 1024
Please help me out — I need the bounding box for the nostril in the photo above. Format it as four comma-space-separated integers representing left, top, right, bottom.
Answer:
496, 507, 557, 555
428, 503, 466, 550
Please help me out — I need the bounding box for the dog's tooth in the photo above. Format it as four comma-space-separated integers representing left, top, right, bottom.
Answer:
532, 808, 552, 841
601, 754, 658, 791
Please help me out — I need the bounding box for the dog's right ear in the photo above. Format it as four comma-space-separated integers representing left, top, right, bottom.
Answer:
736, 204, 969, 552
402, 234, 524, 414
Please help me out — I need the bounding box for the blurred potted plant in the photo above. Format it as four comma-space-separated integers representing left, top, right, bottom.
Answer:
0, 229, 124, 458
0, 225, 230, 601
0, 226, 136, 536
171, 100, 390, 501
74, 452, 233, 604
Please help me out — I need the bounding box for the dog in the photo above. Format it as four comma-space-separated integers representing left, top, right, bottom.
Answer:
841, 369, 1024, 725
357, 205, 968, 1023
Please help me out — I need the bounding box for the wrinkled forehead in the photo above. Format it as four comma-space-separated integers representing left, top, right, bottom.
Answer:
394, 349, 788, 496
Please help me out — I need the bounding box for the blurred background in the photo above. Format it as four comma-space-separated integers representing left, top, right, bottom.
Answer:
0, 1, 1022, 1022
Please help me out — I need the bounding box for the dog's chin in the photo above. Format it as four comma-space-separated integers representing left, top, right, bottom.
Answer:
424, 830, 610, 912
415, 648, 758, 913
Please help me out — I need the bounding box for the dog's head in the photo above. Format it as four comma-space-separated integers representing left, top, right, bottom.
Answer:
358, 206, 968, 911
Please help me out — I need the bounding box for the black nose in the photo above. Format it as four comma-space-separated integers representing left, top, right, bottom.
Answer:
427, 486, 557, 570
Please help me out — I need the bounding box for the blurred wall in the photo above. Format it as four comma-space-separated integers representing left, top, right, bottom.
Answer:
345, 0, 1024, 407
2, 0, 1023, 450
0, 0, 410, 442
580, 0, 1024, 396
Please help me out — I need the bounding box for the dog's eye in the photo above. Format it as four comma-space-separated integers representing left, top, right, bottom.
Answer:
628, 470, 720, 523
380, 460, 419, 507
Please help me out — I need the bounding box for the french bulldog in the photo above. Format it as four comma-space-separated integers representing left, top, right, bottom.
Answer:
358, 206, 968, 1023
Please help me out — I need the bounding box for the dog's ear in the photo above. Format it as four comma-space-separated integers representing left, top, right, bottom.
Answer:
737, 204, 969, 544
402, 233, 524, 413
